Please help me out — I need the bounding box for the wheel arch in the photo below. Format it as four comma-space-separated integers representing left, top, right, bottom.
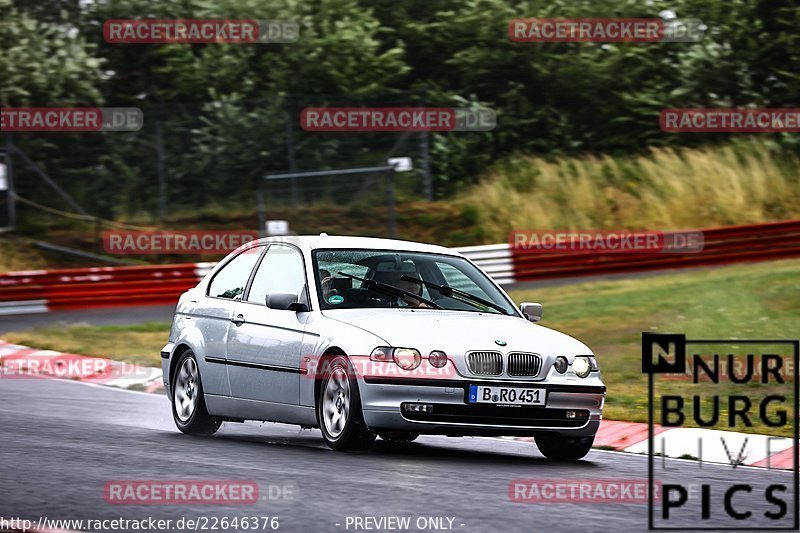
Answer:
169, 343, 194, 389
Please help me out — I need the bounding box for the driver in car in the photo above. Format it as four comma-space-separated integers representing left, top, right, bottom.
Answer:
373, 262, 433, 308
319, 261, 433, 308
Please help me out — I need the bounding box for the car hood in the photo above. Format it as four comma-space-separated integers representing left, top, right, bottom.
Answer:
321, 308, 593, 357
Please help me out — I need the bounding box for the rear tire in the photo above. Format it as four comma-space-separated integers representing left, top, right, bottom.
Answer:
317, 355, 375, 451
171, 351, 221, 436
535, 434, 594, 460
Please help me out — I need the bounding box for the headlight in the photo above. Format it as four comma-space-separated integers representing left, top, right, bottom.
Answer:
428, 350, 448, 368
572, 356, 592, 378
393, 348, 421, 370
371, 347, 423, 370
370, 346, 393, 362
553, 356, 568, 374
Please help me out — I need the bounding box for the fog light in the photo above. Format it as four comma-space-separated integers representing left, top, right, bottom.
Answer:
565, 410, 589, 419
428, 350, 448, 368
553, 356, 568, 374
572, 356, 592, 378
402, 403, 433, 413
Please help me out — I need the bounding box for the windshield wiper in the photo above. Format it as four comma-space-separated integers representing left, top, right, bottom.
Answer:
401, 275, 510, 315
336, 272, 443, 309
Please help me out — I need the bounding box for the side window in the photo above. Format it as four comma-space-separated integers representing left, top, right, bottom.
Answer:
247, 245, 306, 305
436, 262, 491, 299
208, 248, 263, 300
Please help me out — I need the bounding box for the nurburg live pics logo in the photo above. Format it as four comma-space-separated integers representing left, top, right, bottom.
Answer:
643, 332, 799, 530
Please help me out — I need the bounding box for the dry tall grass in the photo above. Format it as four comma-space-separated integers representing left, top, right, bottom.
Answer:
462, 140, 800, 241
0, 237, 50, 272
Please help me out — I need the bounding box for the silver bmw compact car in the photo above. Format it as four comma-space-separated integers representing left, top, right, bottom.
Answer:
162, 235, 605, 459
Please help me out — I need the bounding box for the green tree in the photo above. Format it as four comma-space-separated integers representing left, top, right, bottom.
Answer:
0, 0, 104, 106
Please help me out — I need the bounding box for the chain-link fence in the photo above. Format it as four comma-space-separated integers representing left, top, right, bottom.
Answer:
5, 92, 438, 239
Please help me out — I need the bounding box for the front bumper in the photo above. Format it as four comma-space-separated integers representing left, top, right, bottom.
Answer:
358, 376, 604, 437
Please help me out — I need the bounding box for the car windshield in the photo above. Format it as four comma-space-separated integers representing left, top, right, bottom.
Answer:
313, 249, 519, 315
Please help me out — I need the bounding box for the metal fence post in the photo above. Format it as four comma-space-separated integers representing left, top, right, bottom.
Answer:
93, 218, 102, 253
386, 169, 397, 238
155, 120, 167, 223
285, 111, 299, 207
257, 186, 266, 237
415, 88, 433, 201
420, 129, 433, 201
5, 134, 16, 231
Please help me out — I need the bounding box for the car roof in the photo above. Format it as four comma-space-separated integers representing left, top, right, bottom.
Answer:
254, 235, 460, 256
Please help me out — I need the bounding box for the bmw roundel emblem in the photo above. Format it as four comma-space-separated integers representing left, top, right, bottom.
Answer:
495, 339, 507, 346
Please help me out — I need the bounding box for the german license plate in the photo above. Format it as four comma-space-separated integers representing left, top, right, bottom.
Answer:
468, 385, 546, 406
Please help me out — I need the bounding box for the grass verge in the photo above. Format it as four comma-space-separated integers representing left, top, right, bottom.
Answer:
2, 322, 169, 368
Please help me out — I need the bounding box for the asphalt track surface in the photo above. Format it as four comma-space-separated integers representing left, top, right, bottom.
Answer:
1, 377, 796, 533
0, 305, 177, 334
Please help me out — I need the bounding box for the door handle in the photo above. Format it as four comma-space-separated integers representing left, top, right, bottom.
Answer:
231, 314, 246, 327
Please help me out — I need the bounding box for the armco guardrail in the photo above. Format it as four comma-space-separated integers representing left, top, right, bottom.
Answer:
0, 220, 799, 315
509, 219, 800, 281
0, 264, 210, 315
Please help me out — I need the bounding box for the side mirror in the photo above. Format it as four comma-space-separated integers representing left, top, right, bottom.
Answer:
267, 292, 309, 312
520, 302, 543, 323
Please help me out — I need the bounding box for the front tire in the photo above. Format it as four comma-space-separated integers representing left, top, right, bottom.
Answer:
535, 434, 594, 460
317, 355, 375, 451
171, 351, 221, 436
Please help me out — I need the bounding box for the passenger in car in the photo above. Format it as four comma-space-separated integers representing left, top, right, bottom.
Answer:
319, 269, 334, 299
